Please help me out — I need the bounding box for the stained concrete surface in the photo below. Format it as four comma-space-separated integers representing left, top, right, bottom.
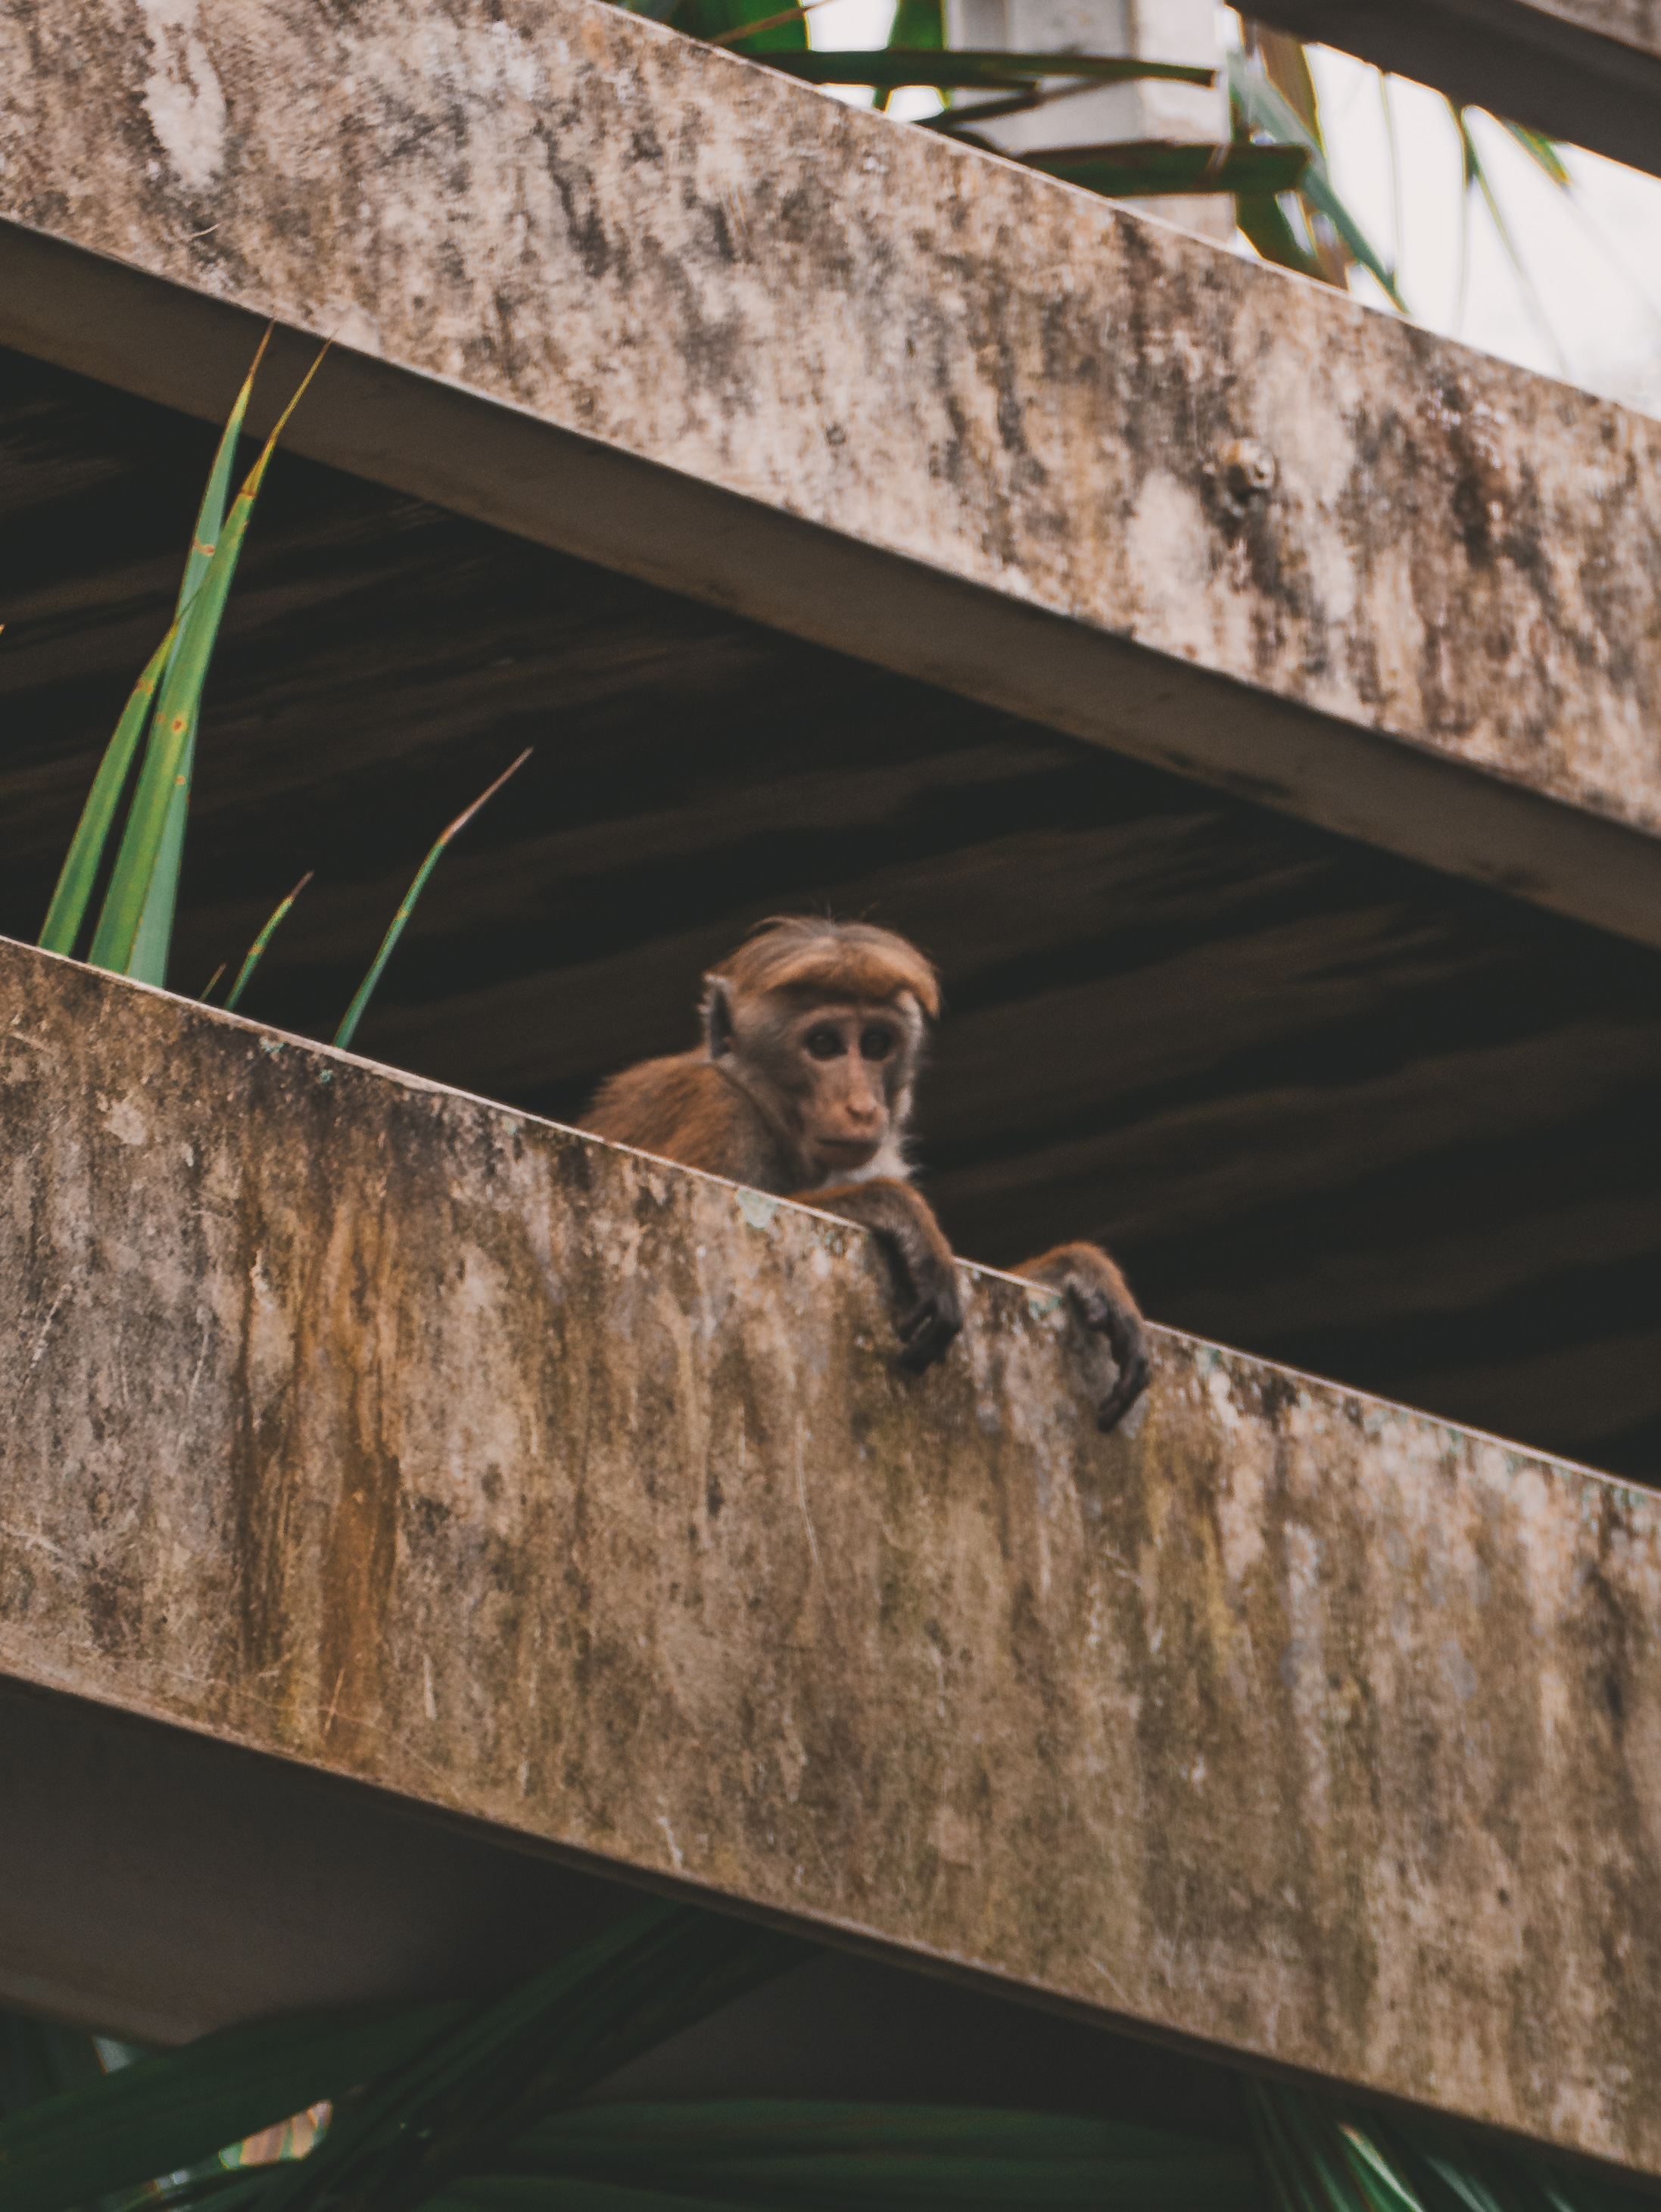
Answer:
5, 0, 1661, 945
5, 939, 1661, 2174
6, 344, 1659, 1486
0, 1684, 1254, 2145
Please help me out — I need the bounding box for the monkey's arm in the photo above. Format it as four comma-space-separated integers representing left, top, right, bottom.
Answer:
800, 1178, 965, 1374
1012, 1243, 1150, 1433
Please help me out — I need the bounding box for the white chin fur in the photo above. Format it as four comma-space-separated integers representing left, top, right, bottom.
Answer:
812, 1139, 909, 1186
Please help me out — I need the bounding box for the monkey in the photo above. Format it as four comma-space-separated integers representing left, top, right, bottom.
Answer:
580, 917, 1149, 1432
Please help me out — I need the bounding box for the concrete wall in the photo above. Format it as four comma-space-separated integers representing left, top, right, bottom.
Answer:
5, 936, 1661, 2176
5, 0, 1661, 949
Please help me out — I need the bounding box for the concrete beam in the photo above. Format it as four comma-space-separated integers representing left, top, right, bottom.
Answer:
1254, 1, 1661, 180
6, 936, 1661, 2177
4, 0, 1661, 950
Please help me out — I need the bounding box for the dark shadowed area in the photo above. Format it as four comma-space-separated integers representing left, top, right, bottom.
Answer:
3, 344, 1657, 1481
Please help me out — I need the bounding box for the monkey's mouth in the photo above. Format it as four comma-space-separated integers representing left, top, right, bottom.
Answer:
813, 1136, 882, 1167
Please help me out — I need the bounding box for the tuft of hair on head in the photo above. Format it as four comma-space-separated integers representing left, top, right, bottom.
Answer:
711, 917, 941, 1020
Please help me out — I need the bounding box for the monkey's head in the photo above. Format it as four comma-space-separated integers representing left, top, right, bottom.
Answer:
701, 918, 940, 1185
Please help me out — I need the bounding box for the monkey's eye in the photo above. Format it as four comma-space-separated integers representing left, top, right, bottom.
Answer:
860, 1027, 895, 1061
805, 1027, 846, 1061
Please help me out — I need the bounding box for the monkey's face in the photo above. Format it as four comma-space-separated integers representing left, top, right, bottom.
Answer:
782, 1002, 912, 1179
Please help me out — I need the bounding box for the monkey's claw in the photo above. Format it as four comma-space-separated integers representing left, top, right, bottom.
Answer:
896, 1294, 963, 1374
1095, 1359, 1150, 1433
1068, 1283, 1150, 1432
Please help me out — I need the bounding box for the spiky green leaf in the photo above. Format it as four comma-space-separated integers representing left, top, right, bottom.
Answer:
223, 871, 313, 1012
332, 751, 530, 1051
129, 330, 273, 989
86, 350, 326, 980
762, 48, 1212, 89
37, 620, 180, 958
1235, 190, 1326, 280
1021, 139, 1307, 197
1500, 120, 1571, 189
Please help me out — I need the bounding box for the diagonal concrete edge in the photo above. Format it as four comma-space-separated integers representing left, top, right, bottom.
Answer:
1254, 0, 1661, 179
5, 936, 1661, 2175
5, 0, 1661, 949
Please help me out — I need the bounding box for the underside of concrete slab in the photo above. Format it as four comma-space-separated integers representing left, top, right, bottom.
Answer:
5, 0, 1661, 948
0, 1675, 1254, 2144
1256, 0, 1661, 178
5, 939, 1661, 2177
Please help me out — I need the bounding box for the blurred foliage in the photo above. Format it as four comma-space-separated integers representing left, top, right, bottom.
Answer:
2, 1902, 1653, 2212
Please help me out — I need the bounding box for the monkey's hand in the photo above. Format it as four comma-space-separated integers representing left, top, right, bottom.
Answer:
1013, 1242, 1150, 1432
803, 1179, 965, 1375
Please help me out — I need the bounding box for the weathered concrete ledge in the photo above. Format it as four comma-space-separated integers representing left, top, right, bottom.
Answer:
5, 0, 1661, 950
1258, 0, 1661, 178
5, 936, 1661, 2175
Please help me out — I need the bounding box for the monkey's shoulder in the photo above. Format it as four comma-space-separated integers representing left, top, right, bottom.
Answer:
579, 1051, 775, 1182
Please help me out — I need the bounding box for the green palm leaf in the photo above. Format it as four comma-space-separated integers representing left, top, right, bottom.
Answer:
1017, 140, 1306, 197
1226, 51, 1404, 309
1234, 189, 1326, 279
760, 49, 1211, 89
37, 340, 279, 977
0, 2003, 465, 2212
222, 871, 313, 1012
332, 750, 530, 1051
3, 1912, 1647, 2212
87, 347, 328, 980
126, 329, 276, 986
37, 618, 182, 958
251, 1905, 809, 2212
1499, 120, 1571, 190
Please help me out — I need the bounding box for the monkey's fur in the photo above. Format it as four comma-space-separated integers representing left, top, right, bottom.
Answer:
582, 917, 1149, 1429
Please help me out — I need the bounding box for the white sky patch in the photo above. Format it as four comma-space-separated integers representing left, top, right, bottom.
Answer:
1299, 40, 1661, 416
810, 0, 943, 120
806, 0, 1661, 412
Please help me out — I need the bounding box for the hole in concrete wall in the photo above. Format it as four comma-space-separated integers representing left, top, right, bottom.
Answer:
3, 344, 1658, 1481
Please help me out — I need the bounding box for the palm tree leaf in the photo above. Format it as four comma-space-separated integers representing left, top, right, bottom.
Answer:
1499, 120, 1571, 189
672, 0, 808, 52
430, 2185, 763, 2212
86, 348, 327, 981
526, 2103, 1208, 2158
127, 330, 276, 986
223, 871, 313, 1012
479, 2101, 1266, 2209
332, 750, 529, 1051
36, 619, 180, 958
1021, 140, 1306, 197
761, 49, 1211, 89
1242, 22, 1323, 146
1449, 103, 1568, 373
1235, 191, 1326, 279
887, 0, 942, 49
0, 2011, 111, 2118
1226, 53, 1404, 308
250, 1905, 812, 2212
0, 2003, 466, 2212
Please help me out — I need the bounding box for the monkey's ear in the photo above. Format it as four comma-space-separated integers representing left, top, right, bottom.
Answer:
702, 977, 736, 1058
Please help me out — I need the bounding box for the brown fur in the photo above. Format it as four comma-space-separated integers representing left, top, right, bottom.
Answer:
581, 917, 1149, 1426
706, 916, 942, 1021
